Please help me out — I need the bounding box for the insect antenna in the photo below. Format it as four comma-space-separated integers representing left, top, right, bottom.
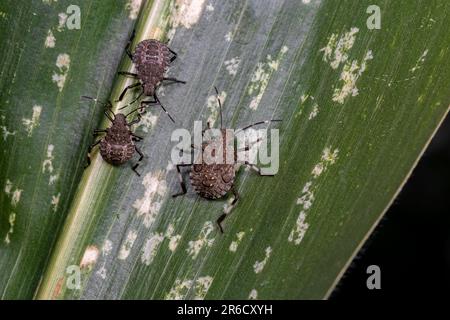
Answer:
125, 102, 159, 118
81, 96, 115, 120
214, 86, 223, 129
235, 119, 282, 134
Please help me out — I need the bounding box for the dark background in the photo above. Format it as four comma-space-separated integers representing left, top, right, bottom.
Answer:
332, 113, 450, 299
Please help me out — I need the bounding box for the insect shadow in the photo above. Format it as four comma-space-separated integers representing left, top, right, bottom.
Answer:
116, 30, 186, 123
82, 96, 156, 176
172, 87, 281, 233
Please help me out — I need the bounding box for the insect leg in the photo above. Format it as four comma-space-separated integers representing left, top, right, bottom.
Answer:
82, 96, 115, 121
85, 139, 101, 168
127, 89, 144, 107
150, 93, 175, 123
168, 48, 178, 62
128, 113, 142, 126
132, 133, 143, 141
125, 29, 136, 60
235, 119, 282, 134
162, 77, 186, 84
116, 82, 141, 103
93, 129, 107, 137
118, 71, 138, 78
131, 145, 144, 176
234, 138, 263, 162
216, 187, 240, 233
242, 161, 275, 176
172, 164, 191, 198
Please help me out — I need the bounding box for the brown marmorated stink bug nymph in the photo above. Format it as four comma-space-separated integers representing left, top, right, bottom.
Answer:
116, 31, 185, 122
83, 96, 154, 176
172, 87, 281, 232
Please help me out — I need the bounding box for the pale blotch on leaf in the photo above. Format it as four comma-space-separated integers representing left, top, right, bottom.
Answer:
80, 245, 99, 269
1, 125, 16, 141
186, 221, 215, 259
224, 57, 241, 76
57, 12, 67, 32
4, 213, 16, 245
410, 49, 429, 73
4, 179, 22, 207
206, 91, 227, 126
248, 289, 258, 300
118, 230, 138, 260
165, 276, 213, 300
42, 144, 55, 173
132, 171, 167, 228
52, 53, 70, 91
45, 29, 55, 48
141, 233, 164, 266
332, 50, 373, 104
133, 111, 158, 133
224, 31, 232, 42
289, 146, 339, 245
229, 231, 245, 252
253, 246, 272, 274
248, 47, 289, 110
170, 0, 207, 30
102, 239, 113, 256
22, 105, 42, 136
125, 0, 143, 20
308, 103, 319, 120
320, 27, 359, 70
51, 193, 60, 213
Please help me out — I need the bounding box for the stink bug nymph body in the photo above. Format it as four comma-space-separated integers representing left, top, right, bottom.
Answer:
98, 113, 136, 165
116, 31, 186, 122
190, 130, 236, 200
83, 96, 153, 176
173, 88, 281, 232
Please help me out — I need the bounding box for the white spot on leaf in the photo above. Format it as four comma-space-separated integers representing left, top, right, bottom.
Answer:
170, 0, 207, 30
320, 27, 359, 69
133, 112, 158, 133
102, 240, 113, 256
165, 276, 213, 300
332, 50, 373, 104
80, 245, 99, 269
51, 193, 60, 212
42, 144, 55, 173
52, 53, 70, 91
308, 103, 319, 120
133, 171, 167, 228
4, 213, 16, 244
1, 125, 16, 141
187, 221, 215, 259
229, 231, 245, 252
206, 91, 226, 126
410, 49, 428, 73
289, 147, 339, 245
224, 57, 240, 76
248, 289, 258, 300
57, 13, 67, 32
248, 47, 288, 110
118, 230, 138, 260
125, 0, 142, 20
141, 233, 164, 266
253, 246, 272, 274
45, 29, 55, 48
22, 105, 42, 136
224, 31, 232, 42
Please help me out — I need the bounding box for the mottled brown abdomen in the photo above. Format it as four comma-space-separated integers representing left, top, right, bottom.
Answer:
99, 140, 135, 165
133, 39, 171, 94
190, 164, 235, 199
